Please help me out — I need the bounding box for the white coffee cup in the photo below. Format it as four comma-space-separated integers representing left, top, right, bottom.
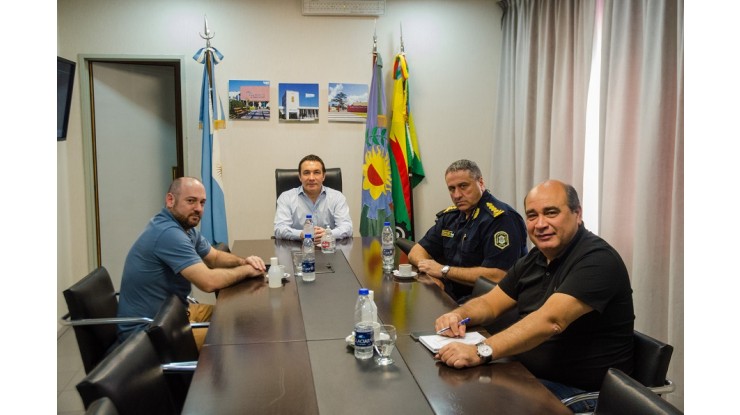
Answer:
399, 263, 413, 276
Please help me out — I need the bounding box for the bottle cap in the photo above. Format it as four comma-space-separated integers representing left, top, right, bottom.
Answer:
306, 214, 312, 218
358, 288, 369, 295
305, 234, 312, 238
270, 257, 279, 266
384, 221, 390, 226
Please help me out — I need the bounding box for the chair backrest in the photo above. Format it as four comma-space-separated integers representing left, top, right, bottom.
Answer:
84, 397, 119, 415
470, 276, 497, 298
470, 277, 519, 334
76, 331, 178, 415
63, 267, 120, 374
146, 294, 199, 363
146, 294, 199, 413
632, 330, 674, 388
275, 167, 342, 200
594, 368, 682, 415
395, 238, 416, 255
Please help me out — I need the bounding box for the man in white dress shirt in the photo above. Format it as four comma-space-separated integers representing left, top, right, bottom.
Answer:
273, 154, 353, 241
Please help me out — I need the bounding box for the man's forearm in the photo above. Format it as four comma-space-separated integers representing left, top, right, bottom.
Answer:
207, 250, 246, 268
446, 266, 507, 286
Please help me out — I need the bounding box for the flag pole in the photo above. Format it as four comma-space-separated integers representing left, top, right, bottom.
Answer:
400, 22, 405, 53
373, 19, 378, 56
195, 15, 229, 245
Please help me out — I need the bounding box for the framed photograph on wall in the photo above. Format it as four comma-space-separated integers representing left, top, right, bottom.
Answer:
278, 83, 319, 123
229, 80, 270, 120
328, 83, 368, 123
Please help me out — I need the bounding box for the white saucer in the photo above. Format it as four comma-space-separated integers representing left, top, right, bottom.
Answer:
392, 269, 417, 279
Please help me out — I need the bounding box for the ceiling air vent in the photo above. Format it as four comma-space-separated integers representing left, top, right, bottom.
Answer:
302, 0, 386, 16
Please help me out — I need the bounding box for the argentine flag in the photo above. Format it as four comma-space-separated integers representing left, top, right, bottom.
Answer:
195, 46, 228, 245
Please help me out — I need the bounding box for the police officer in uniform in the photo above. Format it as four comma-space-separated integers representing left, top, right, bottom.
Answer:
409, 160, 527, 302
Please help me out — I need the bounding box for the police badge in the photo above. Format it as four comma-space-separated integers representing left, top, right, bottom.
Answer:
494, 231, 510, 249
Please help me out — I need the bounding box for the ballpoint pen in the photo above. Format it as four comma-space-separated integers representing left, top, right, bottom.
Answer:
436, 317, 471, 335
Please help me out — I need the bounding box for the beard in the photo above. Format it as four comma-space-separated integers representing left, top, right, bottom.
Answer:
171, 210, 201, 230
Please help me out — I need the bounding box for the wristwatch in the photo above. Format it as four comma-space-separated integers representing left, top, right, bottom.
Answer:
476, 341, 493, 364
440, 265, 450, 278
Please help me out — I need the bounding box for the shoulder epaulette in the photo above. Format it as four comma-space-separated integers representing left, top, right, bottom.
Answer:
485, 202, 506, 218
436, 205, 458, 217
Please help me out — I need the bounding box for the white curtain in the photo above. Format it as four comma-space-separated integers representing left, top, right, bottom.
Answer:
599, 0, 683, 408
491, 0, 684, 410
492, 0, 596, 211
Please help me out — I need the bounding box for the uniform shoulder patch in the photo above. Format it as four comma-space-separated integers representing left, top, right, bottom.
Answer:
493, 231, 510, 250
437, 205, 458, 217
486, 202, 505, 218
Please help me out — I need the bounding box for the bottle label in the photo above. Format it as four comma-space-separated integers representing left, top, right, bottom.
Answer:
382, 248, 394, 257
354, 323, 374, 347
302, 260, 315, 273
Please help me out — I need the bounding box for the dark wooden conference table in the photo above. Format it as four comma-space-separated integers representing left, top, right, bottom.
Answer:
182, 237, 571, 415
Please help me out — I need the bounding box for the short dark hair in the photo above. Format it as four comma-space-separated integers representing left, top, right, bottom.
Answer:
445, 159, 482, 181
298, 154, 326, 173
564, 183, 581, 212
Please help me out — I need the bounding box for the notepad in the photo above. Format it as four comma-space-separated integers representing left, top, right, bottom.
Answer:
418, 331, 487, 353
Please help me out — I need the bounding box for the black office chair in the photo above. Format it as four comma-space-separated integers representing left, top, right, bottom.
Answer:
593, 368, 683, 415
562, 330, 676, 410
76, 331, 179, 415
62, 266, 153, 374
275, 167, 342, 200
395, 238, 416, 255
469, 276, 519, 334
146, 295, 201, 413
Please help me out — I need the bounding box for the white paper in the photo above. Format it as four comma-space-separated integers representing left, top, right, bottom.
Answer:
419, 331, 487, 353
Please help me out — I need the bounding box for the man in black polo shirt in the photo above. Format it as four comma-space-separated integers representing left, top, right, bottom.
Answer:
433, 180, 634, 413
408, 159, 527, 303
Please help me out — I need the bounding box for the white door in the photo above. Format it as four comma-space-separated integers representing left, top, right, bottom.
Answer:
92, 62, 179, 290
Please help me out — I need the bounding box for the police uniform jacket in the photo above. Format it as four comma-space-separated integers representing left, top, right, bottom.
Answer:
417, 190, 527, 301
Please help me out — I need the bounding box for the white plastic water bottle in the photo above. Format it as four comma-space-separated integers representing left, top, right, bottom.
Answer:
303, 214, 313, 239
302, 233, 316, 282
268, 257, 283, 288
321, 225, 336, 253
354, 288, 375, 359
382, 221, 394, 271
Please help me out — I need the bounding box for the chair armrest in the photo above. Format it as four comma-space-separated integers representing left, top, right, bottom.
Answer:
561, 378, 675, 409
162, 361, 198, 373
561, 391, 599, 408
190, 322, 210, 329
61, 315, 153, 326
650, 379, 675, 395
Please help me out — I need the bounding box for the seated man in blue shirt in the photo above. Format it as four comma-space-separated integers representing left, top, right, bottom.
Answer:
273, 154, 353, 241
433, 180, 634, 413
409, 159, 527, 303
117, 177, 267, 349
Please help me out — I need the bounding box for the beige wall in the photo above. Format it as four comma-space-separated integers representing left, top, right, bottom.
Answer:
57, 0, 503, 325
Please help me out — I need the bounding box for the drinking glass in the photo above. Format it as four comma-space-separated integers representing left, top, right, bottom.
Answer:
291, 250, 303, 277
374, 325, 397, 366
